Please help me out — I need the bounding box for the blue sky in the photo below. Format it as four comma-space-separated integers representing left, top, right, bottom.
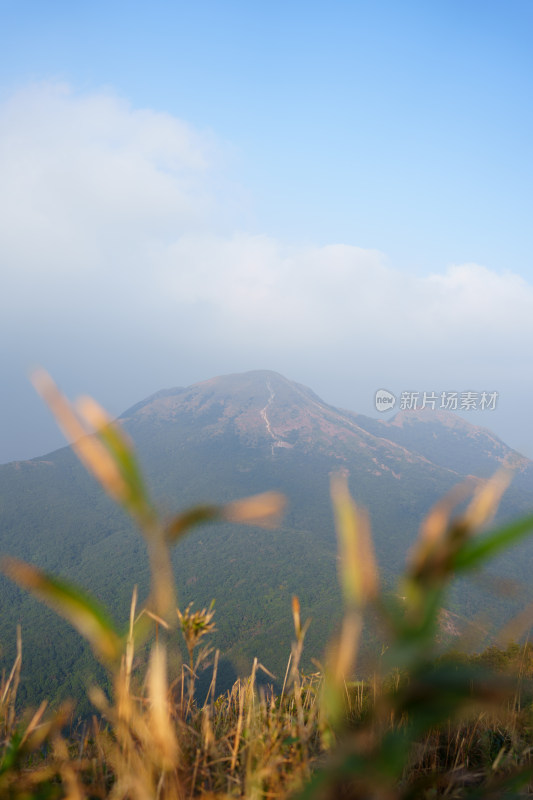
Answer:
1, 1, 533, 462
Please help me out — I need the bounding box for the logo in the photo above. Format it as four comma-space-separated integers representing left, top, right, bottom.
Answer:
375, 389, 396, 412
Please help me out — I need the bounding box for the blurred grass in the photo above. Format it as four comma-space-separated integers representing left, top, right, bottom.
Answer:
2, 375, 533, 798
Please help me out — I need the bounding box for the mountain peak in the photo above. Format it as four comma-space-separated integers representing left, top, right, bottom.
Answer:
118, 370, 531, 478
119, 370, 451, 472
122, 369, 334, 453
193, 369, 296, 396
123, 370, 326, 420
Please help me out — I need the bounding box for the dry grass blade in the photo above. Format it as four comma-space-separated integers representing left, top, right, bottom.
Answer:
0, 627, 22, 743
166, 491, 285, 544
496, 598, 533, 647
145, 526, 177, 622
0, 626, 21, 712
292, 595, 302, 641
166, 506, 221, 542
412, 479, 477, 564
230, 685, 245, 773
462, 469, 512, 530
410, 472, 514, 583
32, 371, 156, 527
330, 473, 378, 607
406, 479, 485, 589
77, 395, 154, 520
223, 491, 286, 528
1, 557, 121, 665
147, 644, 180, 771
330, 612, 363, 687
31, 369, 129, 507
319, 475, 376, 744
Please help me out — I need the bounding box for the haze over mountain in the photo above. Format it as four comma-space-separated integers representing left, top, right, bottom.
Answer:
1, 370, 533, 709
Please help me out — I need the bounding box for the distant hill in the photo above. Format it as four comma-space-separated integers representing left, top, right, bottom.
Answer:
352, 406, 529, 477
1, 370, 533, 710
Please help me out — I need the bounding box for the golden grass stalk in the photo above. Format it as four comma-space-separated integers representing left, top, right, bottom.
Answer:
147, 644, 180, 772
1, 557, 122, 665
330, 473, 378, 608
31, 370, 130, 509
223, 491, 286, 529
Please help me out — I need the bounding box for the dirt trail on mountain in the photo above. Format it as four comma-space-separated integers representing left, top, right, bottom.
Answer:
260, 380, 291, 455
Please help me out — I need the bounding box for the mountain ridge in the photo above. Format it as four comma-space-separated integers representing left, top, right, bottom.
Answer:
119, 370, 523, 480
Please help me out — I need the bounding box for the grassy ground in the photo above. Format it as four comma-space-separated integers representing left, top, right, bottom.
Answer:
2, 631, 533, 798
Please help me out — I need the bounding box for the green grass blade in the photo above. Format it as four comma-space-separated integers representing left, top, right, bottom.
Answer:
1, 557, 122, 665
166, 492, 286, 543
76, 396, 155, 523
93, 419, 154, 523
0, 730, 23, 777
166, 505, 220, 543
452, 513, 533, 571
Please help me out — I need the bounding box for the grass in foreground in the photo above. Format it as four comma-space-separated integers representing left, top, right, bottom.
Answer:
2, 373, 533, 798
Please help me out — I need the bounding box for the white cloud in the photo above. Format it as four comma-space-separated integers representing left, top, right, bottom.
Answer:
154, 234, 533, 360
1, 83, 532, 419
0, 83, 218, 292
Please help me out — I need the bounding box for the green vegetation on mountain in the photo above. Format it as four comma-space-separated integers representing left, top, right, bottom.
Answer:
3, 374, 533, 798
1, 371, 533, 712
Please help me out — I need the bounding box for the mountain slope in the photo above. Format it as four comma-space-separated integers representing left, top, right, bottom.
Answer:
352, 406, 529, 477
1, 370, 533, 709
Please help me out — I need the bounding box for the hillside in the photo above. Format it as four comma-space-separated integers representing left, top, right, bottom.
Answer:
1, 370, 533, 709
